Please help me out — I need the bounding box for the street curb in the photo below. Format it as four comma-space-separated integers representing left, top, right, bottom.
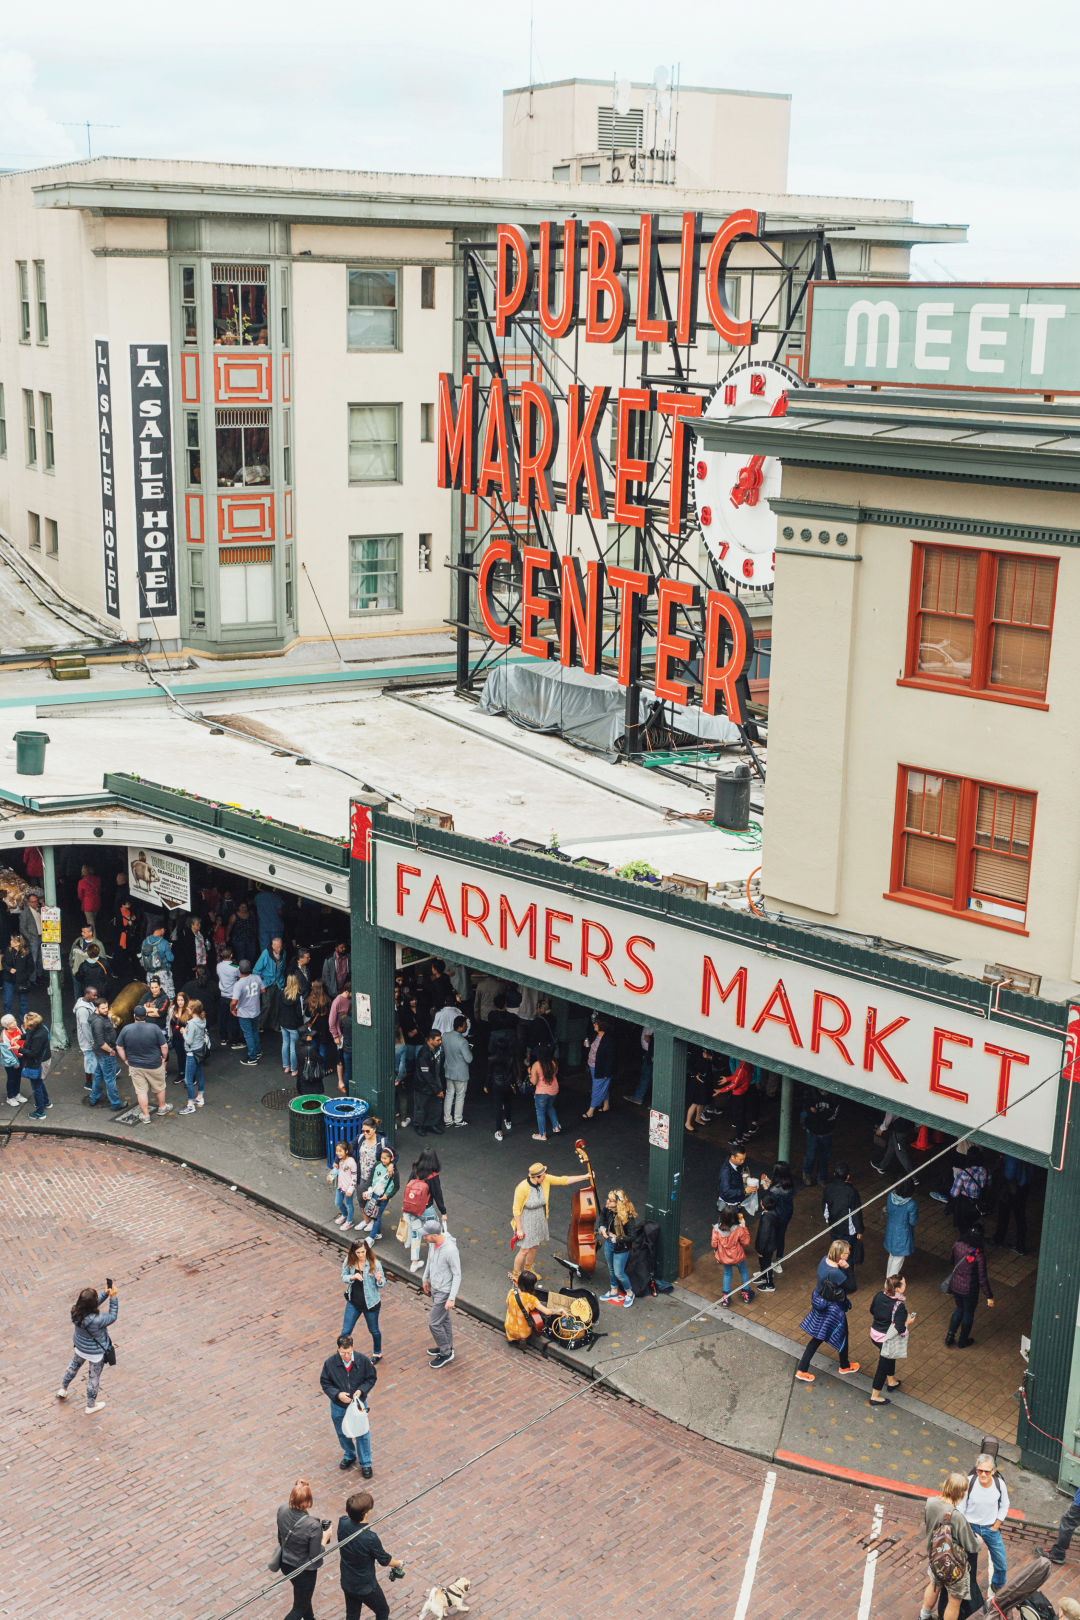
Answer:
5, 1120, 1067, 1521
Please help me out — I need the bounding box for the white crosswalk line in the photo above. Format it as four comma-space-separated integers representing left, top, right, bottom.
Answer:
857, 1502, 885, 1620
732, 1469, 777, 1620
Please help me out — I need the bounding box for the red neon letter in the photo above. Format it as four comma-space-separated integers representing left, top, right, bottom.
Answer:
419, 876, 457, 933
752, 979, 804, 1047
395, 863, 421, 917
624, 935, 655, 995
558, 555, 605, 674
543, 908, 573, 972
495, 223, 533, 337
810, 991, 853, 1065
476, 538, 514, 647
585, 221, 629, 343
984, 1043, 1030, 1116
863, 1008, 909, 1084
613, 387, 655, 528
654, 577, 696, 705
580, 919, 617, 987
521, 545, 554, 661
476, 379, 518, 506
460, 883, 493, 945
657, 392, 701, 535
675, 211, 702, 345
702, 591, 752, 724
537, 218, 579, 340
635, 213, 671, 344
498, 895, 537, 957
705, 210, 760, 346
701, 959, 747, 1025
518, 380, 559, 513
930, 1028, 973, 1103
436, 372, 475, 493
607, 565, 652, 687
565, 383, 610, 520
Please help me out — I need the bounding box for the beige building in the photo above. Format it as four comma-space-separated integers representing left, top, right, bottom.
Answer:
0, 85, 962, 656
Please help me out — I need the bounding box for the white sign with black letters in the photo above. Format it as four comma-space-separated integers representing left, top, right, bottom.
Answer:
128, 846, 191, 912
128, 342, 177, 617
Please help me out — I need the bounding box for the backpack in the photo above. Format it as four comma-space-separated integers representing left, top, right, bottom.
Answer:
139, 937, 156, 972
967, 1467, 1005, 1513
402, 1177, 431, 1216
928, 1516, 966, 1586
1016, 1594, 1056, 1620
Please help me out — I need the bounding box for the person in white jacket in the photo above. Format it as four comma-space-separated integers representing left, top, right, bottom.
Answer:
421, 1215, 461, 1368
74, 988, 100, 1092
962, 1454, 1010, 1595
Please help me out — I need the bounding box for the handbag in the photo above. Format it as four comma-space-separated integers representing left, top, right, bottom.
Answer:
363, 1196, 378, 1221
341, 1394, 370, 1438
395, 1215, 409, 1245
818, 1276, 848, 1305
880, 1300, 908, 1359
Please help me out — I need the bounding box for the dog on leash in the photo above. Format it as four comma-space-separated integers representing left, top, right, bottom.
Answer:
417, 1576, 470, 1619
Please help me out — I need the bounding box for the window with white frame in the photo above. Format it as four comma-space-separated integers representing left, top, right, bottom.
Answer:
218, 545, 274, 624
34, 261, 47, 343
349, 534, 401, 615
23, 390, 36, 465
185, 412, 201, 485
347, 268, 400, 349
212, 263, 268, 346
280, 264, 290, 347
16, 263, 30, 343
188, 548, 206, 628
40, 392, 54, 471
216, 407, 271, 486
181, 266, 198, 345
348, 403, 401, 483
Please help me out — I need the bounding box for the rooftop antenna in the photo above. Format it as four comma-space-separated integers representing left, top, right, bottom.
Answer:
62, 121, 119, 158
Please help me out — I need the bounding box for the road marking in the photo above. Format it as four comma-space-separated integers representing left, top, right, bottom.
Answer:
732, 1469, 776, 1620
857, 1502, 885, 1620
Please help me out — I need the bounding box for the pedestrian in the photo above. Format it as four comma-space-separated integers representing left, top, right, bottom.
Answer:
432, 992, 467, 1039
336, 1490, 404, 1620
625, 1025, 654, 1105
486, 997, 518, 1139
994, 1155, 1033, 1255
1058, 1601, 1080, 1620
442, 1015, 472, 1128
279, 973, 306, 1083
755, 1190, 781, 1292
330, 979, 352, 1091
172, 912, 212, 987
231, 958, 264, 1065
718, 1145, 753, 1213
802, 1091, 838, 1186
945, 1225, 995, 1348
715, 1057, 753, 1145
793, 1238, 861, 1383
330, 1140, 359, 1230
216, 946, 243, 1048
764, 1161, 796, 1273
1043, 1485, 1080, 1567
402, 1149, 446, 1273
141, 976, 170, 1032
226, 900, 258, 966
303, 981, 334, 1082
69, 922, 110, 996
962, 1452, 1011, 1597
139, 923, 175, 999
168, 988, 190, 1079
421, 1213, 461, 1368
319, 1332, 377, 1477
822, 1162, 865, 1284
529, 1049, 560, 1141
949, 1151, 989, 1232
582, 1013, 615, 1118
322, 941, 350, 998
684, 1047, 715, 1133
254, 885, 286, 951
74, 943, 108, 999
114, 900, 141, 977
19, 1011, 52, 1119
711, 1205, 755, 1306
355, 1115, 386, 1201
19, 893, 43, 982
56, 1282, 117, 1414
254, 935, 287, 1032
180, 998, 208, 1114
412, 1030, 446, 1137
77, 864, 102, 928
883, 1171, 919, 1277
87, 997, 125, 1111
919, 1473, 979, 1620
341, 1239, 386, 1359
74, 984, 100, 1093
115, 1003, 173, 1126
867, 1273, 915, 1405
510, 1160, 590, 1280
598, 1188, 638, 1305
360, 1148, 398, 1241
3, 934, 32, 1020
1, 1013, 25, 1106
871, 1114, 920, 1180
274, 1479, 332, 1620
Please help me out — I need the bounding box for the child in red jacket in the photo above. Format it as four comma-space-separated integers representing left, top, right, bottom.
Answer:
711, 1206, 755, 1305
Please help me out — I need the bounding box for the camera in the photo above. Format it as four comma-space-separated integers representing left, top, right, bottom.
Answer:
321, 1520, 331, 1531
389, 1565, 405, 1582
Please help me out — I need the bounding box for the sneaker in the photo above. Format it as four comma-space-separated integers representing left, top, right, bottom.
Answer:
1040, 1549, 1067, 1566
429, 1350, 455, 1368
794, 1370, 815, 1383
551, 1124, 562, 1133
494, 1131, 504, 1142
6, 1095, 27, 1105
361, 1465, 373, 1479
156, 1103, 173, 1116
773, 1263, 783, 1275
740, 1289, 755, 1303
81, 1097, 99, 1108
45, 1102, 53, 1111
338, 1456, 355, 1471
240, 1058, 257, 1067
621, 1292, 635, 1307
341, 1222, 353, 1231
230, 1042, 246, 1051
719, 1294, 730, 1308
85, 1399, 106, 1413
109, 1103, 125, 1111
28, 1110, 46, 1119
410, 1260, 425, 1273
398, 1116, 411, 1128
838, 1362, 861, 1375
758, 1283, 776, 1293
334, 1215, 347, 1226
195, 1095, 204, 1107
55, 1387, 69, 1399
929, 1190, 948, 1204
532, 1133, 547, 1141
456, 1120, 467, 1128
135, 1114, 152, 1125
180, 1103, 197, 1115
599, 1289, 622, 1302
503, 1121, 512, 1133
870, 1162, 886, 1175
426, 1346, 442, 1356
371, 1352, 382, 1362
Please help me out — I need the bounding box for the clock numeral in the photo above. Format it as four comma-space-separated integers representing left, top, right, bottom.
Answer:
749, 373, 765, 396
723, 384, 737, 405
716, 542, 729, 560
742, 558, 755, 579
700, 506, 712, 527
695, 460, 707, 480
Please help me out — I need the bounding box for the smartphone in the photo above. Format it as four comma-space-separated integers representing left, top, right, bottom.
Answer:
106, 1277, 113, 1289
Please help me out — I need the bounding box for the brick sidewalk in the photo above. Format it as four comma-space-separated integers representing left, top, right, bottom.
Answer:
4, 1137, 1074, 1620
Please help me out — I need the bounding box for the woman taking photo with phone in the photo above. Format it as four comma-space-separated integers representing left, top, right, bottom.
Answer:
56, 1282, 117, 1413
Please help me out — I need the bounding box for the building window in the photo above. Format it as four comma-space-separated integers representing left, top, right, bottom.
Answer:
347, 267, 400, 350
905, 543, 1057, 704
552, 164, 571, 182
181, 265, 198, 345
420, 402, 434, 442
421, 266, 435, 309
16, 263, 30, 343
580, 162, 601, 182
418, 533, 432, 572
185, 411, 202, 485
284, 545, 294, 619
23, 390, 36, 466
212, 263, 268, 346
348, 403, 401, 483
34, 261, 48, 343
349, 534, 401, 614
890, 766, 1035, 928
282, 408, 291, 485
28, 511, 40, 551
216, 407, 270, 486
40, 392, 54, 471
0, 384, 7, 458
219, 545, 274, 624
280, 265, 290, 348
45, 518, 58, 557
188, 548, 206, 628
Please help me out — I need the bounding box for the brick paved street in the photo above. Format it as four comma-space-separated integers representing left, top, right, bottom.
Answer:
2, 1137, 1074, 1620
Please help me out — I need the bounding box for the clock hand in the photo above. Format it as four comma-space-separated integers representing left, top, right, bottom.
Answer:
728, 391, 790, 510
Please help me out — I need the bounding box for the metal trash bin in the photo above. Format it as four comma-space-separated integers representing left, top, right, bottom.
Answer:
321, 1096, 369, 1168
14, 730, 49, 776
288, 1093, 329, 1159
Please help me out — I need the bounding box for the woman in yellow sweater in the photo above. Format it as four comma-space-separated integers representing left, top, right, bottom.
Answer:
511, 1161, 591, 1280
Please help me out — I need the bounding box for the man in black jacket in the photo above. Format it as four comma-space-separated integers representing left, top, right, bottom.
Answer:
337, 1490, 403, 1620
412, 1031, 445, 1137
822, 1162, 865, 1283
320, 1333, 377, 1477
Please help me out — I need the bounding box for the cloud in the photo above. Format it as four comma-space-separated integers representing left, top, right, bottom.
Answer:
0, 51, 77, 166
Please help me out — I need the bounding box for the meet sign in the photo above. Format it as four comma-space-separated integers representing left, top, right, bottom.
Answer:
806, 281, 1080, 395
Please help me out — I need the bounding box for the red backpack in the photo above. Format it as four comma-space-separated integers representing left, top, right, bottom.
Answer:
402, 1177, 431, 1216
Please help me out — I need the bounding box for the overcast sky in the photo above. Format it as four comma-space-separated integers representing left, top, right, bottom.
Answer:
3, 0, 1077, 279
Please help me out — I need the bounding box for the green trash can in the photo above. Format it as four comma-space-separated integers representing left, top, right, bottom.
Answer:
288, 1093, 328, 1159
14, 730, 49, 776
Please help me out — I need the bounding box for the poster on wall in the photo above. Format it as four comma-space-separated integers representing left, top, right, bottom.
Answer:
94, 338, 120, 618
127, 846, 191, 912
128, 342, 177, 617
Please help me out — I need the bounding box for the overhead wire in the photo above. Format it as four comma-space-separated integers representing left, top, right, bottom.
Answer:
202, 1057, 1065, 1620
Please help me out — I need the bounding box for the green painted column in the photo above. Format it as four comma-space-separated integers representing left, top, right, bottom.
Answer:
644, 1031, 686, 1280
777, 1073, 793, 1163
347, 798, 396, 1145
41, 847, 68, 1050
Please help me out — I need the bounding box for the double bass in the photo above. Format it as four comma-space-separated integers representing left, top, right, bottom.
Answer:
566, 1138, 599, 1274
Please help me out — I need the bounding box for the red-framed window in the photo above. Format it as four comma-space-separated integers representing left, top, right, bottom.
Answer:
903, 543, 1057, 705
889, 766, 1035, 931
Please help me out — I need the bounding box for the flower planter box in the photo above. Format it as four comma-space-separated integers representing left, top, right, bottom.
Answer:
105, 775, 221, 827
509, 837, 546, 854
217, 808, 347, 867
572, 856, 610, 874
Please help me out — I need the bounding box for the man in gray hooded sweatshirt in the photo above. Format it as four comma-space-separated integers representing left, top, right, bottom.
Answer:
421, 1213, 461, 1368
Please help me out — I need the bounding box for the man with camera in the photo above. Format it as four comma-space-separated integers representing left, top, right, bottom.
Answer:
337, 1490, 404, 1620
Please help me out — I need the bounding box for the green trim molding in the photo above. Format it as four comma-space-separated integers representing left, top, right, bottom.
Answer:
770, 497, 1080, 550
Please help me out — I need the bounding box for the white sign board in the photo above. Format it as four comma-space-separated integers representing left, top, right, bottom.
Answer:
128, 846, 191, 912
377, 846, 1063, 1156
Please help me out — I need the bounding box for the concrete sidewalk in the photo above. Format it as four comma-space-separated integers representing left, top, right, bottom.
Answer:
6, 1037, 1066, 1529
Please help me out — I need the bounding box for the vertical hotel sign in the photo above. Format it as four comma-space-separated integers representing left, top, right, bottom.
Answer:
128, 343, 176, 616
94, 338, 119, 618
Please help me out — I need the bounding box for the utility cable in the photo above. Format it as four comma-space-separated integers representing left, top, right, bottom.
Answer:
202, 1058, 1065, 1620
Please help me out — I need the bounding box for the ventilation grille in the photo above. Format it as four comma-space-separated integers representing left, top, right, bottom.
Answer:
597, 106, 644, 150
212, 264, 267, 285
220, 544, 273, 565
215, 407, 271, 428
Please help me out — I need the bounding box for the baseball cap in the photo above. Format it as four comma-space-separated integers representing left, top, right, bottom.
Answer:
420, 1214, 443, 1236
133, 1005, 147, 1019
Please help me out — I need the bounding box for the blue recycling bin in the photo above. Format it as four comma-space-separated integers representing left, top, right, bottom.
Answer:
321, 1095, 370, 1168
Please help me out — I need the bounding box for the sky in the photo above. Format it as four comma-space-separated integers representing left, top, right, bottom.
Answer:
2, 0, 1078, 279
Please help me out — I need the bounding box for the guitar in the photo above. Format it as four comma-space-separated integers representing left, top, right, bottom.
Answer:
566, 1138, 599, 1274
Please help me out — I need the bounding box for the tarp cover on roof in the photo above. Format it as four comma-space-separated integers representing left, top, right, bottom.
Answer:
477, 662, 741, 751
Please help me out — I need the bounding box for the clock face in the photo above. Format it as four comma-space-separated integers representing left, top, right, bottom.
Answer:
692, 359, 804, 591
